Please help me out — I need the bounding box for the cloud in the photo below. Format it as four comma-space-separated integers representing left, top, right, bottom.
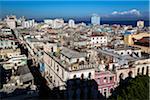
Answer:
112, 9, 141, 16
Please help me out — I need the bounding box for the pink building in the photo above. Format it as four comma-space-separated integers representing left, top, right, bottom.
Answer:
94, 71, 117, 97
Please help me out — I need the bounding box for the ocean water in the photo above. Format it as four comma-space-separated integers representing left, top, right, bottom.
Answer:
80, 20, 150, 27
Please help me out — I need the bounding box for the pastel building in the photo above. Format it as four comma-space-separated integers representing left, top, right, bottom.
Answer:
95, 70, 116, 98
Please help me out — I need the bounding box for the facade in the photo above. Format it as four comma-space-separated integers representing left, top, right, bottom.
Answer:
43, 45, 96, 89
1, 27, 12, 35
0, 48, 21, 59
89, 35, 108, 47
53, 19, 64, 28
91, 14, 100, 25
5, 16, 17, 29
0, 39, 17, 49
113, 46, 142, 57
95, 71, 116, 98
22, 19, 35, 28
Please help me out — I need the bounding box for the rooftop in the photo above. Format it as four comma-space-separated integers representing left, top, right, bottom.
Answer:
61, 47, 86, 59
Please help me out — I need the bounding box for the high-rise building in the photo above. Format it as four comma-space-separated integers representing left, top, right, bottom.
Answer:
68, 19, 75, 28
137, 20, 144, 28
91, 14, 100, 25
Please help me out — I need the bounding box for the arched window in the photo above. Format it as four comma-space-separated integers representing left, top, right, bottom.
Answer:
142, 67, 144, 75
88, 72, 91, 79
73, 75, 76, 79
81, 73, 84, 79
137, 68, 140, 75
119, 73, 124, 80
128, 71, 133, 77
110, 88, 113, 93
104, 77, 107, 83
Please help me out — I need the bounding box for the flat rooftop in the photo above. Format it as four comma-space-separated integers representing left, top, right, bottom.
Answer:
61, 47, 86, 59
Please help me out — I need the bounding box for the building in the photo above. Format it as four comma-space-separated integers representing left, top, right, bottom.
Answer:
53, 19, 64, 29
43, 45, 96, 89
95, 70, 116, 98
0, 48, 21, 60
44, 19, 53, 24
89, 34, 108, 47
22, 19, 35, 28
137, 20, 144, 28
5, 15, 17, 29
0, 27, 12, 35
91, 14, 100, 25
0, 39, 17, 49
112, 45, 142, 58
68, 19, 75, 28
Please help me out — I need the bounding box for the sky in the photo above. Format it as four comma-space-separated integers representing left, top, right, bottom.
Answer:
0, 0, 149, 21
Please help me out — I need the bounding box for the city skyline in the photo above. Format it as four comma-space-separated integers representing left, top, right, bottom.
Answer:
0, 0, 149, 21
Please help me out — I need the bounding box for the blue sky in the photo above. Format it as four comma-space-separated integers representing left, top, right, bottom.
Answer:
0, 0, 149, 21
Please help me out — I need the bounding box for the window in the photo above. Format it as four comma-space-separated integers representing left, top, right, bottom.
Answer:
51, 47, 53, 52
88, 72, 91, 79
142, 67, 144, 75
110, 77, 113, 81
104, 77, 107, 83
128, 71, 133, 77
119, 73, 124, 80
73, 75, 76, 79
137, 68, 140, 75
81, 73, 84, 79
57, 65, 59, 72
97, 78, 100, 84
62, 69, 64, 79
11, 42, 14, 45
110, 88, 113, 93
146, 66, 149, 75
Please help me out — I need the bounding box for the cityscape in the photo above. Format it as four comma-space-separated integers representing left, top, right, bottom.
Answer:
0, 0, 150, 100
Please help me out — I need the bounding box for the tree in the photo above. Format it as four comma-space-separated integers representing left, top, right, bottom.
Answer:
109, 75, 149, 100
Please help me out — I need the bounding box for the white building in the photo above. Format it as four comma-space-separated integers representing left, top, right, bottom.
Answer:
44, 19, 53, 24
43, 46, 96, 89
137, 20, 144, 28
91, 14, 100, 25
89, 34, 108, 47
68, 19, 75, 28
22, 19, 35, 28
113, 46, 142, 58
5, 15, 17, 29
53, 19, 64, 28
